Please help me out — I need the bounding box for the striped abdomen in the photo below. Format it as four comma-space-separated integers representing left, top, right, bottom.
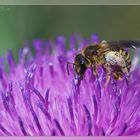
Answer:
119, 49, 131, 72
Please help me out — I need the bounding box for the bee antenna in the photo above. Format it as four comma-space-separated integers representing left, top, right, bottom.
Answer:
66, 62, 76, 75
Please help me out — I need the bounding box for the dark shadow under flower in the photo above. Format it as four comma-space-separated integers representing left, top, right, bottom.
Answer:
0, 34, 140, 136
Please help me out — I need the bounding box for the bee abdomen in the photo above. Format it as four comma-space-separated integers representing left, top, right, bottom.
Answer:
119, 49, 131, 71
126, 59, 131, 71
119, 49, 130, 60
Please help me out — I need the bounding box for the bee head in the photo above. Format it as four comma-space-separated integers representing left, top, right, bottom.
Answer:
74, 54, 89, 80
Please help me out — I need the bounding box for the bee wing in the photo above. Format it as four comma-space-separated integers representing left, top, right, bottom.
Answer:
107, 40, 140, 50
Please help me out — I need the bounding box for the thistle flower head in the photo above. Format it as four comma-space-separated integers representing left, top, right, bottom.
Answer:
0, 34, 140, 136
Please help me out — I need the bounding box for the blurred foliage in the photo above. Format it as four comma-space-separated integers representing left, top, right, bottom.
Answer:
0, 5, 140, 59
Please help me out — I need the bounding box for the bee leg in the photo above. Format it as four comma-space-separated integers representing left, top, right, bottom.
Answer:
121, 67, 130, 86
103, 63, 111, 88
92, 64, 97, 76
122, 67, 129, 76
113, 71, 123, 80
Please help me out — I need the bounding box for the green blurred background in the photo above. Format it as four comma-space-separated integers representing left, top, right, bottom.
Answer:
0, 5, 140, 59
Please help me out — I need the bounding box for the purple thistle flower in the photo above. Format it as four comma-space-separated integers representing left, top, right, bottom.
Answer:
0, 34, 140, 136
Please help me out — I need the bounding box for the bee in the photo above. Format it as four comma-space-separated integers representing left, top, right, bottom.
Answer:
67, 40, 140, 87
